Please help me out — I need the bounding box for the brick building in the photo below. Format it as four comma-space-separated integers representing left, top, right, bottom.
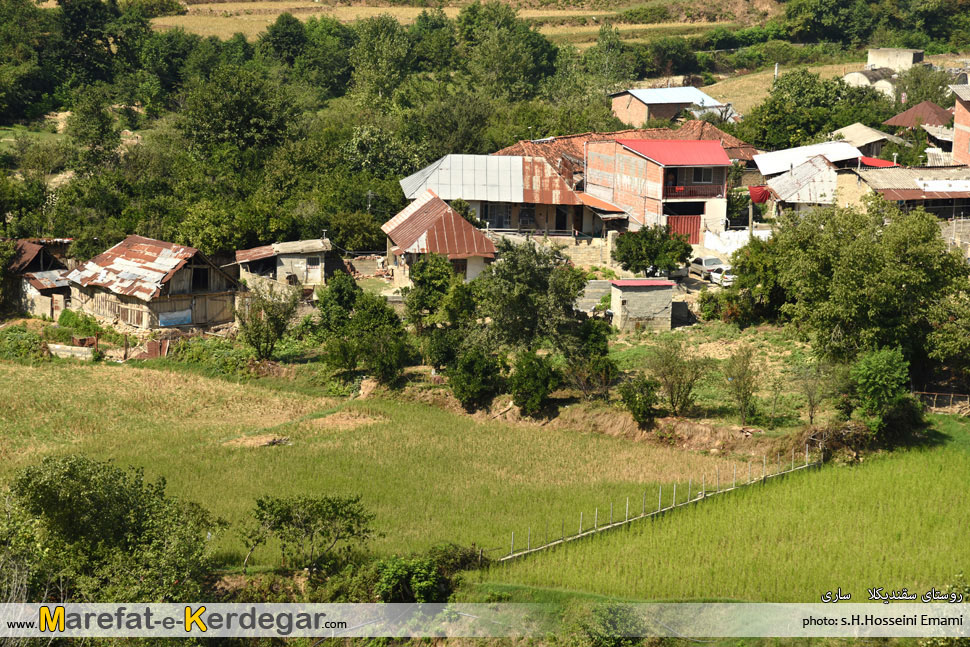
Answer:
951, 85, 970, 166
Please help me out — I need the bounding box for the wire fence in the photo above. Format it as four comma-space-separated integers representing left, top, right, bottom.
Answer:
914, 391, 970, 412
493, 443, 823, 563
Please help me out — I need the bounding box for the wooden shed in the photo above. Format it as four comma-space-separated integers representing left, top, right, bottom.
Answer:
66, 235, 237, 329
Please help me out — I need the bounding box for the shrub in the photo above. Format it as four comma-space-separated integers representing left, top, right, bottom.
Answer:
508, 351, 559, 417
561, 600, 646, 647
618, 373, 661, 428
358, 326, 409, 385
0, 325, 47, 362
449, 346, 504, 411
57, 309, 104, 336
236, 283, 300, 360
851, 347, 916, 434
724, 343, 760, 425
316, 272, 362, 334
422, 326, 460, 370
373, 543, 481, 603
169, 337, 255, 377
562, 354, 618, 401
645, 335, 708, 416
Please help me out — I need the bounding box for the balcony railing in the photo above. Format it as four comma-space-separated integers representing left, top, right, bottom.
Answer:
663, 184, 726, 199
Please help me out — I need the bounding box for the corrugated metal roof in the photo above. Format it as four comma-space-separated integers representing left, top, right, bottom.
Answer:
859, 156, 897, 168
9, 240, 43, 274
883, 101, 952, 128
766, 155, 837, 204
23, 269, 69, 291
235, 245, 275, 263
235, 239, 334, 264
950, 84, 970, 102
616, 87, 723, 107
617, 139, 732, 167
853, 166, 970, 189
754, 142, 861, 176
921, 124, 954, 142
66, 235, 200, 302
383, 190, 496, 260
577, 192, 625, 213
832, 122, 906, 148
400, 155, 580, 205
926, 148, 955, 166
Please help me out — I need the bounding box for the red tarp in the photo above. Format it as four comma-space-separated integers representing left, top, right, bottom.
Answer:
748, 185, 771, 203
860, 156, 898, 168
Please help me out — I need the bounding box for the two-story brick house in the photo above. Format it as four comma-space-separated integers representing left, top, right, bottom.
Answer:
584, 139, 731, 243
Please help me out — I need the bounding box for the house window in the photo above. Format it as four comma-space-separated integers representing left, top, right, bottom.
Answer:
483, 203, 509, 229
307, 257, 320, 268
519, 205, 535, 228
693, 168, 713, 184
450, 258, 467, 278
192, 266, 209, 292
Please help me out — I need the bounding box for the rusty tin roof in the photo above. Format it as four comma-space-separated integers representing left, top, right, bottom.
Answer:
382, 190, 497, 260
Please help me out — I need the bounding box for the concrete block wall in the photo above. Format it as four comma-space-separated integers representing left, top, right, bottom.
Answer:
576, 280, 612, 312
611, 284, 673, 331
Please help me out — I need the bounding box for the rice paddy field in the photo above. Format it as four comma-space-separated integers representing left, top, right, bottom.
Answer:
478, 415, 970, 601
0, 360, 747, 568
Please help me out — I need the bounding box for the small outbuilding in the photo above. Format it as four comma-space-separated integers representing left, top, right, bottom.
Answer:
66, 235, 237, 329
609, 279, 674, 332
235, 239, 340, 289
7, 239, 70, 319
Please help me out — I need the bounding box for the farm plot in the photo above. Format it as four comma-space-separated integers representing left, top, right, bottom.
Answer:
0, 361, 748, 568
480, 415, 970, 601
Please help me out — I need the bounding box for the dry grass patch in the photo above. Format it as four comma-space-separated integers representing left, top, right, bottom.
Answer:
222, 434, 291, 447
703, 62, 865, 113
309, 410, 385, 430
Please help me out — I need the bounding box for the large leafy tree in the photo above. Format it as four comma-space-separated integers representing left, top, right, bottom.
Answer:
350, 14, 412, 102
736, 70, 893, 150
474, 239, 587, 349
892, 65, 956, 112
177, 64, 297, 154
775, 196, 968, 365
611, 225, 692, 276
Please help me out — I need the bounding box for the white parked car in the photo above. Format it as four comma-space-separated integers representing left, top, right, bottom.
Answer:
709, 265, 737, 287
689, 257, 726, 280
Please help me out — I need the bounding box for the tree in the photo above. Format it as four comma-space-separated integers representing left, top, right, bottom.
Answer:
850, 347, 915, 434
508, 350, 559, 417
474, 239, 587, 350
404, 254, 456, 331
0, 239, 18, 311
790, 358, 828, 426
893, 65, 957, 111
645, 335, 708, 416
449, 345, 504, 411
724, 344, 760, 425
775, 197, 968, 365
927, 292, 970, 388
258, 13, 307, 66
317, 271, 362, 333
618, 373, 662, 428
57, 0, 120, 86
784, 0, 874, 45
611, 225, 691, 277
67, 85, 120, 173
350, 15, 412, 102
236, 282, 300, 361
327, 211, 386, 252
243, 494, 375, 569
582, 25, 637, 90
11, 455, 218, 601
177, 64, 297, 153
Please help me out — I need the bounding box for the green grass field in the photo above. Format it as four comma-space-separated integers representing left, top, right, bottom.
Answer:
0, 360, 746, 569
477, 415, 970, 601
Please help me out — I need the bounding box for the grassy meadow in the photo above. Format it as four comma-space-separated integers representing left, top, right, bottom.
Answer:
0, 359, 748, 568
477, 415, 970, 601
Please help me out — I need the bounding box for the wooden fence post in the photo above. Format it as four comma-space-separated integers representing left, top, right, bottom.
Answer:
594, 508, 598, 530
805, 443, 809, 466
673, 483, 677, 508
716, 467, 719, 493
510, 532, 514, 556
658, 486, 662, 512
733, 464, 737, 489
688, 478, 692, 501
762, 455, 766, 482
701, 476, 705, 498
527, 527, 531, 551
625, 497, 629, 522
791, 448, 794, 471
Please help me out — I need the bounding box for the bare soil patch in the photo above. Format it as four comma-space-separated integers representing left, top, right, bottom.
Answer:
223, 434, 291, 447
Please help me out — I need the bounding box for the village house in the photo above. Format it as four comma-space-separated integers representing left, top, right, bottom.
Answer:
866, 48, 924, 72
951, 84, 970, 165
382, 190, 497, 288
835, 166, 970, 219
235, 239, 340, 290
584, 139, 732, 243
8, 239, 70, 319
766, 155, 838, 214
609, 88, 738, 126
830, 122, 908, 158
609, 279, 674, 332
754, 141, 863, 178
66, 235, 237, 329
883, 101, 953, 131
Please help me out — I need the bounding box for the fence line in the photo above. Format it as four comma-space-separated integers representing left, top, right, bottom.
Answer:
496, 443, 822, 563
913, 391, 970, 411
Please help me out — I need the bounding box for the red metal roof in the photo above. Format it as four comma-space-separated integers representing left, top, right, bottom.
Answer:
576, 192, 625, 212
616, 140, 732, 167
383, 191, 496, 260
878, 188, 970, 201
859, 156, 897, 168
610, 279, 676, 287
883, 101, 952, 129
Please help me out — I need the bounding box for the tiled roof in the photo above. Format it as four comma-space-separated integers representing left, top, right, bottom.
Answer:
382, 190, 496, 260
491, 120, 757, 167
66, 235, 201, 302
883, 101, 952, 128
